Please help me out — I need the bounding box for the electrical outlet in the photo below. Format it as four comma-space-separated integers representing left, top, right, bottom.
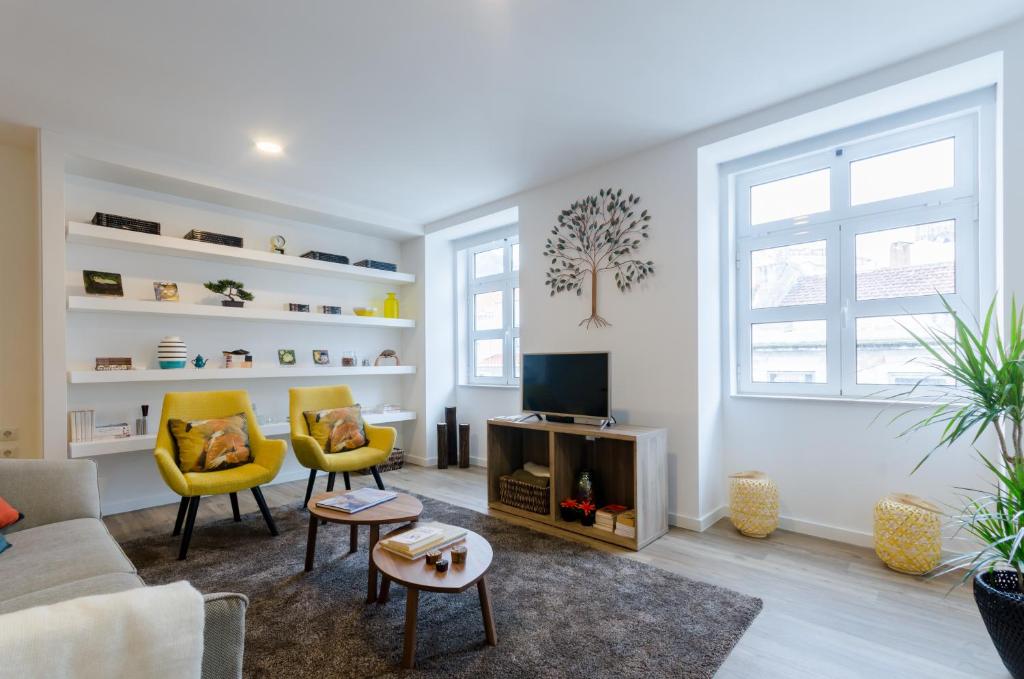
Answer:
1, 445, 17, 458
0, 427, 17, 441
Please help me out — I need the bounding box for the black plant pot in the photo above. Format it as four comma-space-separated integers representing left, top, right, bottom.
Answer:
580, 511, 596, 527
221, 300, 244, 308
559, 507, 579, 522
975, 571, 1024, 678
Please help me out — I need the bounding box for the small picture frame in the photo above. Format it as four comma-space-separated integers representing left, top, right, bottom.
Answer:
83, 270, 124, 297
278, 349, 297, 366
288, 303, 310, 312
153, 281, 179, 302
312, 349, 331, 365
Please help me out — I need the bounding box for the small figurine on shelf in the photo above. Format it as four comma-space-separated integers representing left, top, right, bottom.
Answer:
204, 279, 254, 308
374, 350, 400, 366
191, 355, 208, 369
270, 235, 286, 255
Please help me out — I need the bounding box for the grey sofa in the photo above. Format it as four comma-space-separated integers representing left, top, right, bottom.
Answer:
0, 459, 247, 678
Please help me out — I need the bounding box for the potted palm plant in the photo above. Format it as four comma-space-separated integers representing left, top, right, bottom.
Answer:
895, 296, 1024, 678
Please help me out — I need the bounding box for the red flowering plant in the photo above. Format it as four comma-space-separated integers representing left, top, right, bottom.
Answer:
578, 499, 598, 526
559, 498, 580, 522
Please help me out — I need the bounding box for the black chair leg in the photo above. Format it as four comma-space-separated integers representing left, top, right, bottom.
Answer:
229, 492, 241, 522
251, 486, 279, 537
302, 469, 316, 509
327, 472, 336, 492
371, 466, 385, 490
343, 471, 352, 490
178, 496, 200, 560
172, 496, 189, 536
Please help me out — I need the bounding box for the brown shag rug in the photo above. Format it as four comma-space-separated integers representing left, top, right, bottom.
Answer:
122, 492, 762, 678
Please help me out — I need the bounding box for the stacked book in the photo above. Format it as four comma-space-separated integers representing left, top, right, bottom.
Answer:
594, 504, 628, 533
315, 488, 397, 514
615, 510, 637, 539
379, 522, 467, 560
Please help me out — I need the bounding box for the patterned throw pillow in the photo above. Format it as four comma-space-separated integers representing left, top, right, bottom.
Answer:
304, 405, 367, 453
169, 413, 252, 473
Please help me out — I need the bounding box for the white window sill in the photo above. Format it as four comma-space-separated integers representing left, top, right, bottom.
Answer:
457, 383, 520, 390
730, 392, 956, 408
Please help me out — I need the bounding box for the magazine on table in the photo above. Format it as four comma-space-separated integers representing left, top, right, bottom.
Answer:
316, 488, 397, 513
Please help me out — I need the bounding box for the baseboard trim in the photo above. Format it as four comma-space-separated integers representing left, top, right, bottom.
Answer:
668, 505, 873, 548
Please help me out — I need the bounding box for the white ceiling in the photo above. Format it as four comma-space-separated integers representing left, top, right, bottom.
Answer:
0, 1, 1021, 229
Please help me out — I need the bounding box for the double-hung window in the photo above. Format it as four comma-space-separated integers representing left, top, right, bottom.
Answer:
733, 99, 988, 397
467, 236, 520, 385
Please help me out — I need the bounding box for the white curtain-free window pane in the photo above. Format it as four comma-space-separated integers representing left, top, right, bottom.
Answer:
855, 220, 955, 301
850, 138, 954, 206
513, 287, 520, 327
750, 320, 827, 383
474, 290, 503, 330
750, 240, 826, 309
474, 339, 503, 377
855, 314, 954, 385
512, 243, 520, 271
474, 248, 504, 278
750, 168, 830, 226
514, 337, 521, 378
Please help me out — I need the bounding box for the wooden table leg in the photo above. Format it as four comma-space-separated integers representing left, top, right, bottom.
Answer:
378, 575, 391, 604
304, 512, 319, 572
401, 587, 420, 669
350, 524, 358, 553
478, 576, 497, 646
367, 524, 380, 603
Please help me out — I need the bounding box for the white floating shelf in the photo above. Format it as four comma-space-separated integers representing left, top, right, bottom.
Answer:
67, 221, 415, 285
67, 410, 417, 458
68, 365, 415, 384
68, 296, 415, 329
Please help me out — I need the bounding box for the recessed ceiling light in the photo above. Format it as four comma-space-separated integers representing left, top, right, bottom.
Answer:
255, 139, 283, 155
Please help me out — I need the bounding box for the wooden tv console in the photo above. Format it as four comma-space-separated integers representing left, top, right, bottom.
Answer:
486, 417, 668, 550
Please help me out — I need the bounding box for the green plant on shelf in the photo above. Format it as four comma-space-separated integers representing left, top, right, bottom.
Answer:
204, 279, 254, 306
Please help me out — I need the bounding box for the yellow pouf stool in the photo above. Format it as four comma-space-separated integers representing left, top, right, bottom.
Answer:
874, 493, 942, 575
729, 471, 779, 538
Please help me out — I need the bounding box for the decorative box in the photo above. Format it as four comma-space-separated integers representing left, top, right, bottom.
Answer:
95, 357, 133, 371
499, 475, 550, 515
300, 250, 349, 265
357, 447, 405, 475
184, 229, 243, 248
288, 303, 310, 312
223, 350, 253, 368
321, 305, 342, 315
353, 259, 398, 272
95, 422, 131, 439
91, 212, 160, 235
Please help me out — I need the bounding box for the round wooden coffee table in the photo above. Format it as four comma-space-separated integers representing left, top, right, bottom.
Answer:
372, 528, 495, 669
305, 491, 422, 603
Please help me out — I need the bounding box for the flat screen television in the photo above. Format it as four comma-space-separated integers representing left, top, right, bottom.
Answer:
521, 352, 610, 420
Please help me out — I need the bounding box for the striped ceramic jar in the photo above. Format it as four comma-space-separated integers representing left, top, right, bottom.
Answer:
157, 336, 188, 369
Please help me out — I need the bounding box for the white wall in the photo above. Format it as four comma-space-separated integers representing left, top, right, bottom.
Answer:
428, 19, 1024, 543
63, 175, 415, 514
455, 385, 518, 466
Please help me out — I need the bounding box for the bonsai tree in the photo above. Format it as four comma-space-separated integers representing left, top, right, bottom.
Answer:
892, 295, 1024, 673
544, 188, 654, 329
204, 279, 254, 306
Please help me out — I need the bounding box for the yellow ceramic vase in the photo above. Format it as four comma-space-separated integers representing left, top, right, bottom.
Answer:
383, 292, 399, 319
729, 471, 779, 538
873, 493, 942, 575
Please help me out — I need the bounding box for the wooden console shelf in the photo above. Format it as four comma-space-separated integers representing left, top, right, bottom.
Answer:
486, 418, 668, 550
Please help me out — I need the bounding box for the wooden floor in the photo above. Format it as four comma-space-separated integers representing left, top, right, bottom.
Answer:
105, 466, 1008, 678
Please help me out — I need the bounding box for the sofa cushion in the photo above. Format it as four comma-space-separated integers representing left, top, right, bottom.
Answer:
0, 572, 144, 615
0, 518, 136, 601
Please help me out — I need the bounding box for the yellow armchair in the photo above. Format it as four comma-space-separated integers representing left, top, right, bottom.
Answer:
154, 389, 286, 559
289, 385, 396, 508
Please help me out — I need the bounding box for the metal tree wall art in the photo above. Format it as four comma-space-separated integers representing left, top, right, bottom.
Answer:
544, 188, 654, 328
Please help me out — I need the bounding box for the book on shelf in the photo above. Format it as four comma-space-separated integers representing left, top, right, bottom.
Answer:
379, 522, 467, 560
315, 488, 397, 514
595, 504, 629, 532
614, 509, 637, 538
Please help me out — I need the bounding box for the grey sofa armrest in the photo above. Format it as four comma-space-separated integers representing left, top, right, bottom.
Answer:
0, 459, 101, 533
202, 593, 248, 679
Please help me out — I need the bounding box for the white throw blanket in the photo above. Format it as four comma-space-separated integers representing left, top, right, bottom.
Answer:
0, 581, 205, 679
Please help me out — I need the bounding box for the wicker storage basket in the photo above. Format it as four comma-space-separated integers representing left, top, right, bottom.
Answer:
873, 493, 942, 575
729, 471, 779, 538
498, 475, 550, 515
356, 447, 404, 475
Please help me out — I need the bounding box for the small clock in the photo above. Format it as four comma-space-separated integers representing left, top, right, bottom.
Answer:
270, 235, 286, 254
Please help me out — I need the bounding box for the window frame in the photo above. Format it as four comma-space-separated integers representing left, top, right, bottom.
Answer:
466, 236, 520, 386
732, 106, 984, 398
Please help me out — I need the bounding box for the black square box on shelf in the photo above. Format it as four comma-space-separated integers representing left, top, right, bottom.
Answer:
300, 250, 349, 265
353, 259, 398, 272
183, 229, 243, 248
91, 212, 161, 235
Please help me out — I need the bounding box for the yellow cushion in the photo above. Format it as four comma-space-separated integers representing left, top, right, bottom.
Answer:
183, 463, 277, 495
319, 446, 391, 473
304, 406, 366, 453
169, 413, 252, 473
